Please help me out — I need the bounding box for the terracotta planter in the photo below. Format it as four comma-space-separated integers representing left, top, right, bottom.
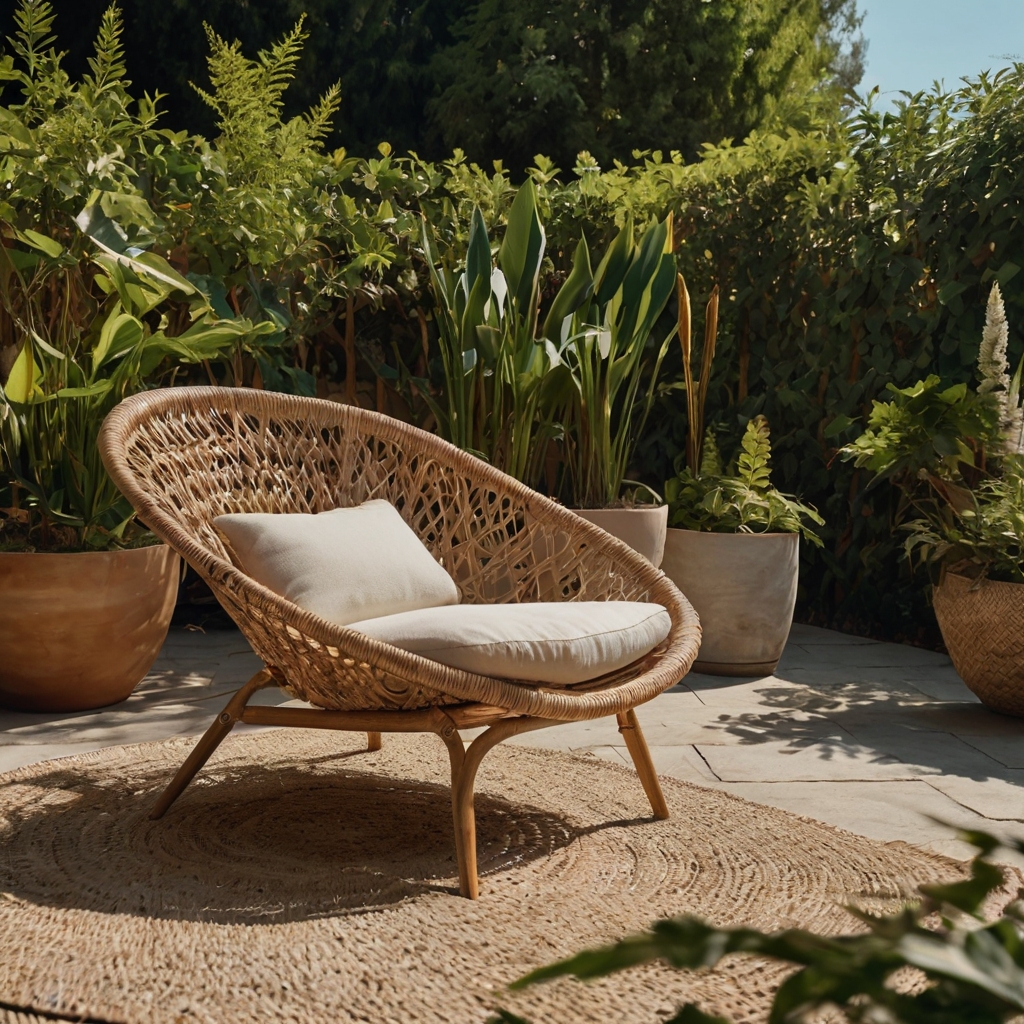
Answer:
0, 545, 179, 712
573, 505, 669, 567
661, 528, 799, 675
933, 571, 1024, 717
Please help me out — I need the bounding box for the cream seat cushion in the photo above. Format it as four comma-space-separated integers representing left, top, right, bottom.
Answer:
214, 500, 459, 626
349, 602, 671, 685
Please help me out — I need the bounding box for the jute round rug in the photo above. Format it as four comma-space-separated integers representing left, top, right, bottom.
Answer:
0, 729, 974, 1023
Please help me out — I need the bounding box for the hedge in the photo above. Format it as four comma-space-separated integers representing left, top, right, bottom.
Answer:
3, 5, 1023, 639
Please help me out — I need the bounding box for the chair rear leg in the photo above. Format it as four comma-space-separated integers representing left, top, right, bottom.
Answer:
150, 667, 276, 820
616, 709, 670, 820
366, 731, 382, 751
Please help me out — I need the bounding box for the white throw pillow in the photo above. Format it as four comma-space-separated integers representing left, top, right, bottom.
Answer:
214, 500, 459, 626
349, 601, 671, 685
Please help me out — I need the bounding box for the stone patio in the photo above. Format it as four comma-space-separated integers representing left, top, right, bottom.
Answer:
3, 622, 1023, 866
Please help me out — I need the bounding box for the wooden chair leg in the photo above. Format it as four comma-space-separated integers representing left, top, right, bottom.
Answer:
616, 708, 670, 820
366, 731, 382, 751
439, 715, 558, 899
150, 668, 276, 820
431, 713, 470, 895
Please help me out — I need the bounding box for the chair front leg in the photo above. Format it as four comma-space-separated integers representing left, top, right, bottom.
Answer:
433, 712, 560, 899
149, 667, 277, 819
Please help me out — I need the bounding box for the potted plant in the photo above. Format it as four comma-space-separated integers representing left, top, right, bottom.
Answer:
841, 284, 1024, 715
0, 233, 270, 711
660, 277, 822, 675
419, 180, 571, 488
550, 211, 676, 566
420, 182, 677, 564
0, 6, 274, 712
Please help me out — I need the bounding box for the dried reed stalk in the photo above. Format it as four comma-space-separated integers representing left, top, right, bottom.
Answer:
677, 275, 719, 474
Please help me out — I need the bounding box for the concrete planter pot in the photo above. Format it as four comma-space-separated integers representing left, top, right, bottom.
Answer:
933, 571, 1024, 717
661, 528, 799, 675
573, 505, 669, 567
0, 544, 179, 712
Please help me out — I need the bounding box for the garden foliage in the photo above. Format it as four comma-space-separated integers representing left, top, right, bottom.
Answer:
2, 1, 1023, 631
39, 0, 865, 170
841, 286, 1024, 585
665, 418, 824, 543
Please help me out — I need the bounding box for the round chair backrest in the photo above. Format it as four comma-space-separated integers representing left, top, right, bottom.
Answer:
100, 387, 656, 608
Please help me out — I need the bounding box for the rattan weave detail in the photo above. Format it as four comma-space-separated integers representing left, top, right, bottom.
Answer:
99, 388, 701, 716
933, 571, 1024, 717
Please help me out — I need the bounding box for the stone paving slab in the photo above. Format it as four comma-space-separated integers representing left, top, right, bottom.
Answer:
785, 626, 879, 646
924, 773, 1024, 820
961, 735, 1024, 768
694, 739, 933, 782
2, 621, 1023, 868
701, 779, 1024, 863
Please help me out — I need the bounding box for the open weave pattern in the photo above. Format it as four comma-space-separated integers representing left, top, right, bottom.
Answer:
0, 731, 979, 1024
933, 572, 1024, 717
99, 388, 700, 715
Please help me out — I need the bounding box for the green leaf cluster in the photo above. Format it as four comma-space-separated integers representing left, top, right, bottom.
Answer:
666, 418, 823, 543
499, 828, 1024, 1024
0, 224, 272, 550
903, 459, 1024, 585
839, 299, 1024, 583
840, 375, 1000, 486
419, 181, 675, 503
418, 180, 569, 486
0, 2, 283, 550
554, 212, 676, 508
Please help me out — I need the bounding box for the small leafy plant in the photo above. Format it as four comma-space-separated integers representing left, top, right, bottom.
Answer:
0, 233, 271, 551
665, 417, 823, 542
663, 273, 822, 542
494, 828, 1024, 1024
841, 284, 1023, 582
901, 458, 1024, 585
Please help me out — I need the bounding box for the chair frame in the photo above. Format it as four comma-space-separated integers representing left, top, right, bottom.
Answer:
100, 387, 701, 898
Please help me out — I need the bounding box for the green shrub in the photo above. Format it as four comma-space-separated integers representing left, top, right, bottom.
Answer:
4, 1, 1024, 636
0, 2, 275, 549
841, 286, 1024, 584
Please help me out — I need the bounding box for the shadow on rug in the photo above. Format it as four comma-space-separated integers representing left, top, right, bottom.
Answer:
0, 729, 969, 1024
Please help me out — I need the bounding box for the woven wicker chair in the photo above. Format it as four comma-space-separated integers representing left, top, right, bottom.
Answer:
99, 387, 701, 898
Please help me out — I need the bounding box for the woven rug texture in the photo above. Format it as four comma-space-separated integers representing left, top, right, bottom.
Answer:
0, 729, 974, 1023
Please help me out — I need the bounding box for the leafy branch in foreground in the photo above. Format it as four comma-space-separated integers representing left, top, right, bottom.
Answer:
494, 829, 1024, 1024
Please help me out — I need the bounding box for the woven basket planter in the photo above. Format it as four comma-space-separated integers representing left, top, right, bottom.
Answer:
932, 571, 1024, 717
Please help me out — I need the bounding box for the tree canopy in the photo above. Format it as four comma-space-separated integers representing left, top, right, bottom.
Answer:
429, 0, 864, 170
39, 0, 863, 168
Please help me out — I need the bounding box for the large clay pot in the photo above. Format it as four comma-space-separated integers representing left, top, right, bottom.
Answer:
574, 505, 669, 567
661, 528, 799, 675
0, 545, 179, 712
933, 571, 1024, 717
